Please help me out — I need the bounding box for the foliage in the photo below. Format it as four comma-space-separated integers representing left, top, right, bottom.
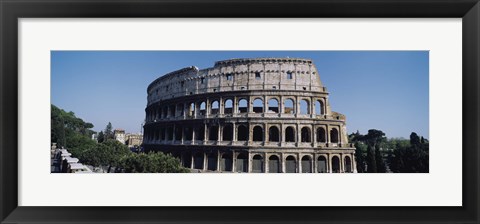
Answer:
51, 104, 96, 148
389, 132, 429, 173
349, 129, 386, 173
52, 104, 188, 173
119, 152, 189, 173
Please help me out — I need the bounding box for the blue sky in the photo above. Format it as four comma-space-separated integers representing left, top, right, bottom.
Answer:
51, 51, 429, 139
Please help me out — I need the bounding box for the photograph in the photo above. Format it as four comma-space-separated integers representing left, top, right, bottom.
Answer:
50, 51, 429, 174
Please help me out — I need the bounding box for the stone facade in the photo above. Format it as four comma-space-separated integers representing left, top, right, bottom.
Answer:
126, 133, 143, 148
114, 129, 126, 144
143, 58, 356, 173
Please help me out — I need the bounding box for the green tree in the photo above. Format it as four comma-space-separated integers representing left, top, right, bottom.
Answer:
119, 152, 189, 173
104, 122, 113, 140
97, 131, 105, 143
389, 132, 429, 173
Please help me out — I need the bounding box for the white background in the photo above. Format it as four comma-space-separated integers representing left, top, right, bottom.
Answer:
18, 19, 462, 206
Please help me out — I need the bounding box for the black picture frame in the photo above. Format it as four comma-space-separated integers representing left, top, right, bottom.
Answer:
1, 0, 479, 223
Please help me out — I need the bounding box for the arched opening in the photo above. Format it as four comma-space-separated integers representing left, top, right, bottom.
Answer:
211, 100, 219, 115
268, 155, 280, 173
253, 98, 264, 113
224, 99, 233, 114
284, 99, 294, 114
301, 127, 311, 142
194, 152, 204, 170
316, 127, 326, 143
332, 156, 341, 173
285, 156, 297, 173
209, 125, 219, 141
167, 126, 174, 140
345, 156, 352, 173
207, 153, 217, 171
300, 99, 309, 115
315, 100, 324, 115
222, 124, 233, 141
238, 99, 248, 113
199, 102, 206, 116
253, 126, 263, 142
330, 128, 339, 143
183, 152, 192, 168
184, 126, 193, 141
195, 126, 204, 141
252, 155, 264, 173
317, 156, 327, 173
237, 125, 248, 141
163, 106, 168, 118
220, 153, 233, 172
168, 105, 175, 117
236, 153, 248, 172
301, 156, 313, 173
188, 103, 195, 117
268, 126, 280, 142
285, 126, 295, 142
159, 127, 165, 140
268, 98, 279, 113
175, 125, 182, 141
177, 103, 184, 117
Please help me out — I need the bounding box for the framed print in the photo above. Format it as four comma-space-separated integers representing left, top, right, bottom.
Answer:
1, 0, 479, 223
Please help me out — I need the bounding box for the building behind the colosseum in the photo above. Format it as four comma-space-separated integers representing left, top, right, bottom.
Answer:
143, 58, 356, 173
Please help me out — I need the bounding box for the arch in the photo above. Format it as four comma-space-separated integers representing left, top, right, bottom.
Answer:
220, 153, 233, 172
317, 156, 327, 173
284, 99, 295, 114
183, 152, 192, 168
224, 99, 233, 114
177, 103, 184, 117
169, 105, 176, 117
301, 156, 313, 173
194, 152, 204, 170
174, 125, 183, 141
222, 124, 233, 141
268, 155, 281, 173
253, 98, 264, 113
268, 98, 279, 113
300, 99, 310, 115
315, 100, 324, 115
345, 156, 352, 173
163, 106, 168, 118
167, 126, 174, 140
301, 127, 311, 142
199, 102, 206, 116
207, 152, 217, 171
330, 128, 339, 143
211, 100, 219, 115
285, 126, 295, 142
195, 125, 205, 141
238, 99, 248, 113
237, 125, 248, 141
184, 126, 193, 141
159, 127, 165, 140
332, 156, 341, 173
316, 127, 326, 143
209, 125, 219, 141
285, 156, 297, 173
236, 153, 248, 172
252, 155, 264, 173
253, 126, 264, 142
268, 126, 280, 142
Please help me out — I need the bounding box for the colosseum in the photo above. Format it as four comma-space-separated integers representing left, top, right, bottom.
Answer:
143, 57, 356, 173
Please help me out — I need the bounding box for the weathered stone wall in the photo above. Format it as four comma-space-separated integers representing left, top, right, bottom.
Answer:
143, 58, 356, 173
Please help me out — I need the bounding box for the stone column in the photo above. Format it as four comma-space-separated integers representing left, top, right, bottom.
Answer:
217, 150, 221, 172
328, 154, 333, 173
203, 152, 207, 171
232, 123, 237, 142
232, 151, 237, 172
281, 153, 286, 173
